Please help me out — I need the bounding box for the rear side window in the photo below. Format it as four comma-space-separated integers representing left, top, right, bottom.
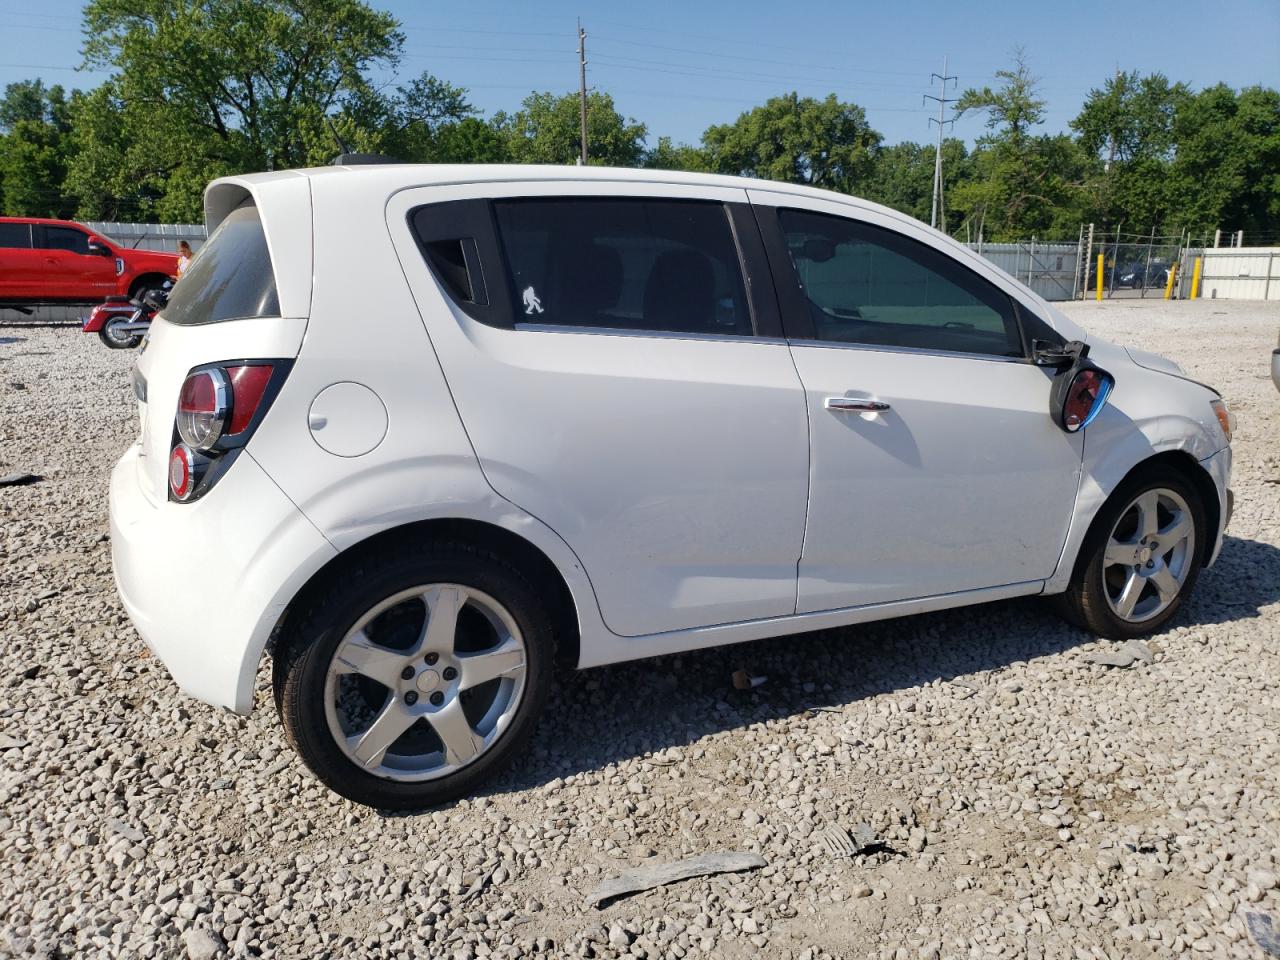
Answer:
779, 209, 1023, 357
0, 223, 31, 248
164, 201, 280, 325
492, 198, 753, 336
42, 226, 89, 254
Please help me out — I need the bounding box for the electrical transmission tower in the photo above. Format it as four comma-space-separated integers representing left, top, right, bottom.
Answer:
577, 20, 588, 165
923, 57, 957, 232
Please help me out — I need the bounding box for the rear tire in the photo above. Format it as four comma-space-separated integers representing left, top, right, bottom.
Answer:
1057, 468, 1207, 638
98, 317, 141, 349
274, 540, 554, 809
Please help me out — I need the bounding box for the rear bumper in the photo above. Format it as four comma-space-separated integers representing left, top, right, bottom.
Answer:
1199, 445, 1232, 567
110, 444, 337, 714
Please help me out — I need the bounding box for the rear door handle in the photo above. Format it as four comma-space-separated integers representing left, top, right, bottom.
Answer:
825, 397, 891, 412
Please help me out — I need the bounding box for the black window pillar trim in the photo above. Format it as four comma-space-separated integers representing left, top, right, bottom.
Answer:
725, 202, 783, 339
750, 202, 817, 341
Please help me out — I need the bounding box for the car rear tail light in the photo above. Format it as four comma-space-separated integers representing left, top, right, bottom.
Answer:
168, 444, 200, 501
168, 359, 291, 503
176, 368, 229, 450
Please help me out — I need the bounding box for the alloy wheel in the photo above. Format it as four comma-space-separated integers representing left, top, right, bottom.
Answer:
1102, 487, 1197, 623
322, 583, 527, 782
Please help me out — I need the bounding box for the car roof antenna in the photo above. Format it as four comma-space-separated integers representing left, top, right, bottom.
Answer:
326, 118, 398, 166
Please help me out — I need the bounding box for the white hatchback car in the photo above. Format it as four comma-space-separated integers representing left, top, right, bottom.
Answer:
110, 165, 1233, 808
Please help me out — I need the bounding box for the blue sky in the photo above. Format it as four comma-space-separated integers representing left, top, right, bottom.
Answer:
2, 0, 1278, 148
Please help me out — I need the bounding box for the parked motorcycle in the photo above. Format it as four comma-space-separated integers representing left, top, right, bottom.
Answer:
83, 283, 170, 350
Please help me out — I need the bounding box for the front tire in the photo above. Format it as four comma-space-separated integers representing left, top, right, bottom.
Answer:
274, 541, 554, 809
1058, 468, 1207, 638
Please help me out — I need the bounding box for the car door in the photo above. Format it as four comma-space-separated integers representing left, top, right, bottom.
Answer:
37, 224, 118, 299
388, 181, 809, 637
0, 222, 41, 299
748, 190, 1084, 614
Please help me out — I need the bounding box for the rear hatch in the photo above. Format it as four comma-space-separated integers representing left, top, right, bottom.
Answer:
133, 199, 306, 502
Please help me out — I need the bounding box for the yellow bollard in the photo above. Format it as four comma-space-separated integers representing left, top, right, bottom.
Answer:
1096, 253, 1104, 301
1190, 256, 1203, 300
1163, 263, 1178, 300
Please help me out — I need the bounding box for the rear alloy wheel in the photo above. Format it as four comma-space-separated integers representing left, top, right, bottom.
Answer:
276, 543, 553, 808
1059, 472, 1207, 638
99, 317, 141, 349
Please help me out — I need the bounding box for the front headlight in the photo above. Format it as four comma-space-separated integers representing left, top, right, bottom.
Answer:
1210, 399, 1234, 443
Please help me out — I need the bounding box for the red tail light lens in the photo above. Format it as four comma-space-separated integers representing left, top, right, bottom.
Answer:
176, 368, 229, 450
225, 364, 274, 435
168, 444, 196, 500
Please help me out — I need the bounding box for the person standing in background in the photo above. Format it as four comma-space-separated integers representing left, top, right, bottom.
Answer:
176, 240, 193, 279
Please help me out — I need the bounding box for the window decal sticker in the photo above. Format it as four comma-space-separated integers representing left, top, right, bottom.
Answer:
522, 285, 544, 315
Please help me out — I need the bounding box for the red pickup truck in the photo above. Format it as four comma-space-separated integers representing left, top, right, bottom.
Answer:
0, 217, 179, 308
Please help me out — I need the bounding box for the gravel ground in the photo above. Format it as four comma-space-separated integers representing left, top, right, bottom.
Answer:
1, 299, 1277, 960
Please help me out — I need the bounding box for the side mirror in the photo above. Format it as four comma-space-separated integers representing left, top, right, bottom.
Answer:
86, 238, 110, 256
1050, 359, 1114, 433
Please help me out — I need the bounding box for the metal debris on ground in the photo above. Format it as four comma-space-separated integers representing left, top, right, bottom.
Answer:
731, 669, 766, 690
1085, 639, 1153, 669
1246, 912, 1280, 957
0, 472, 41, 487
587, 851, 766, 908
820, 822, 879, 859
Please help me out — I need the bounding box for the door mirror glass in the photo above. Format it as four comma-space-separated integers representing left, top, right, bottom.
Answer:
87, 238, 110, 256
1051, 361, 1114, 432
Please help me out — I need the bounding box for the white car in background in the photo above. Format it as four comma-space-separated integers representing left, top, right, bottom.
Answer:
109, 165, 1234, 809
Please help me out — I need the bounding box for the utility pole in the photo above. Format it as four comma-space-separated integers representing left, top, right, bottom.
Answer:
923, 57, 957, 232
577, 19, 588, 166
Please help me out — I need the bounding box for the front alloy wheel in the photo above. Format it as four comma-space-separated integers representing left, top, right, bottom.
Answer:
1058, 470, 1207, 639
1102, 488, 1196, 623
276, 542, 553, 809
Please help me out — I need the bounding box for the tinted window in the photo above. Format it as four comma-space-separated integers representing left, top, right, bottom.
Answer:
0, 223, 31, 248
164, 202, 280, 325
42, 226, 90, 254
780, 209, 1023, 357
493, 199, 752, 336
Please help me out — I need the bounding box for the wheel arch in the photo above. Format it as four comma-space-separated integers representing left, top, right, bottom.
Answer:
1052, 449, 1222, 592
269, 517, 582, 673
127, 272, 170, 298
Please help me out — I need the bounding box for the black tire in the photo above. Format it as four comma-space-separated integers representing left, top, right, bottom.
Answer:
274, 540, 554, 809
128, 275, 169, 303
1056, 466, 1208, 639
98, 318, 142, 350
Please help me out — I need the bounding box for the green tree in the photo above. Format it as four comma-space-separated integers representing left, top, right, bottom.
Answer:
862, 139, 972, 230
493, 91, 647, 166
0, 80, 76, 216
1167, 84, 1280, 235
643, 136, 710, 172
701, 92, 880, 192
1071, 71, 1190, 230
953, 51, 1088, 239
75, 0, 403, 218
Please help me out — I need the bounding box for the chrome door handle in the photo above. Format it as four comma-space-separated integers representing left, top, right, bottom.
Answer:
825, 397, 891, 412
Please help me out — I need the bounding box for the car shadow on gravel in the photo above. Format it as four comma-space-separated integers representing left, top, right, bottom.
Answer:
387, 533, 1280, 810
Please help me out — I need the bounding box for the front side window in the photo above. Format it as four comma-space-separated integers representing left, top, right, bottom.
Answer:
164, 201, 280, 325
42, 226, 90, 254
779, 209, 1023, 357
0, 223, 32, 248
493, 198, 752, 336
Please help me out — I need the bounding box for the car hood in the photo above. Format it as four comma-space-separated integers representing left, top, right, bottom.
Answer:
1124, 346, 1185, 377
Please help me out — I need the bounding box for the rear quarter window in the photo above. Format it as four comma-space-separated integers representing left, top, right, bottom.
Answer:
164, 201, 280, 325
